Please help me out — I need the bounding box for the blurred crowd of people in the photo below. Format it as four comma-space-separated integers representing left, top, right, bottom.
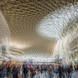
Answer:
0, 61, 78, 78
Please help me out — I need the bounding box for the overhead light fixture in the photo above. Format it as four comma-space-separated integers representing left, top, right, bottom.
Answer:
9, 42, 31, 49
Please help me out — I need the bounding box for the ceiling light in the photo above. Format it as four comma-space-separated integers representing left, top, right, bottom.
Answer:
9, 42, 31, 49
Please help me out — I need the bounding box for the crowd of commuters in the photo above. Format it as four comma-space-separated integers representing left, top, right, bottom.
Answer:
0, 61, 78, 78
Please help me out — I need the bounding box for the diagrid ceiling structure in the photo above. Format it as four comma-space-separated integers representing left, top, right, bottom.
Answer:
0, 0, 78, 61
